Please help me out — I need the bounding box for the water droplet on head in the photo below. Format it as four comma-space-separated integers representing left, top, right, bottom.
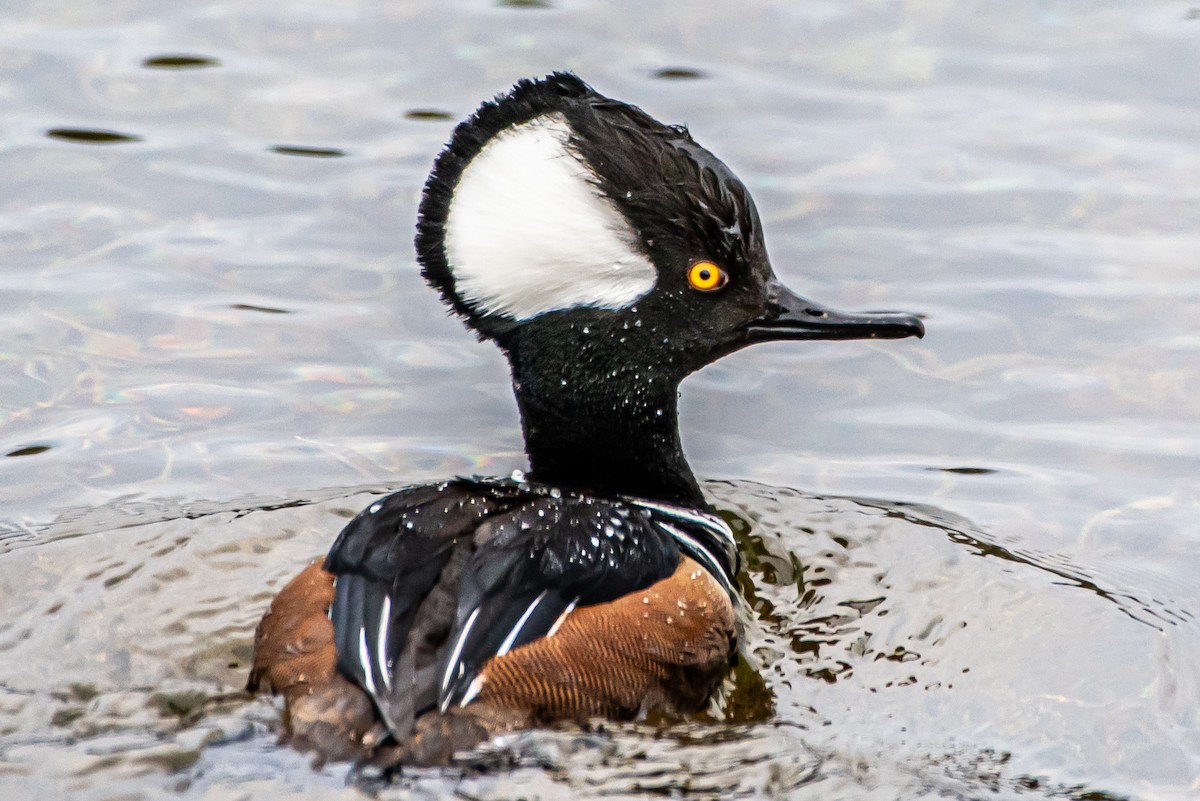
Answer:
511, 469, 526, 483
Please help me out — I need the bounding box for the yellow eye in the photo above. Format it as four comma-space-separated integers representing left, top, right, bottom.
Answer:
687, 261, 727, 292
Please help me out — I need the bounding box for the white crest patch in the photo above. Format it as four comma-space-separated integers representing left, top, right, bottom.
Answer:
444, 113, 656, 320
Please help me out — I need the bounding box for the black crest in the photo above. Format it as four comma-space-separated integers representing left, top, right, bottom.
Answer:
414, 73, 763, 337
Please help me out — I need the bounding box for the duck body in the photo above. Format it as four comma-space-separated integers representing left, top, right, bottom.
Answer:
248, 73, 923, 767
250, 476, 738, 764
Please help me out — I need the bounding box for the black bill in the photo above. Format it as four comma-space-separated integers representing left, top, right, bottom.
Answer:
744, 281, 925, 342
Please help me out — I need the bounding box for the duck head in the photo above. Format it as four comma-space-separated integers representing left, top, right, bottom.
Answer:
415, 73, 923, 503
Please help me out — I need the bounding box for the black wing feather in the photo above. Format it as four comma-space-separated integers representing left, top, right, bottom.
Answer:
438, 495, 680, 708
325, 479, 688, 737
324, 482, 515, 734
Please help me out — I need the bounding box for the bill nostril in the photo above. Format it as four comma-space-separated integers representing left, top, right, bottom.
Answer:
805, 308, 827, 318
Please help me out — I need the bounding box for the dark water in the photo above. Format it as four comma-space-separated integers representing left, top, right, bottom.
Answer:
2, 2, 1198, 799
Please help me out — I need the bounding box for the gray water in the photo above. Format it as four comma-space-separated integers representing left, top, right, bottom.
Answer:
1, 2, 1198, 799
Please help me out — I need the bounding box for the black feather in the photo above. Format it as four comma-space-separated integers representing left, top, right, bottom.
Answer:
323, 478, 716, 736
324, 481, 519, 736
414, 72, 766, 344
438, 493, 681, 707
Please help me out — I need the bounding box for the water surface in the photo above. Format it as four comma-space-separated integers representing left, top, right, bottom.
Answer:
1, 1, 1198, 799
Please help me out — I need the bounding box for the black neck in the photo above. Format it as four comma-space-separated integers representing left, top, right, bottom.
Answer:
504, 335, 705, 506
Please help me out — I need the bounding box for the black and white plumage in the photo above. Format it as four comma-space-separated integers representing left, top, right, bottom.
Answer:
251, 73, 923, 765
418, 73, 765, 345
413, 73, 922, 504
326, 476, 738, 738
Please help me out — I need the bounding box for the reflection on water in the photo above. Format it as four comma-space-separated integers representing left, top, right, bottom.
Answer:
142, 55, 221, 70
5, 444, 52, 458
1, 0, 1198, 798
403, 109, 455, 122
650, 67, 706, 80
44, 127, 143, 144
269, 146, 349, 159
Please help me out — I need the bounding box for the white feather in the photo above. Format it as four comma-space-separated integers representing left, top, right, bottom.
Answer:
376, 595, 392, 691
546, 598, 578, 638
445, 113, 656, 319
439, 606, 481, 711
630, 499, 734, 541
459, 675, 486, 707
495, 589, 549, 657
358, 626, 377, 695
654, 521, 738, 597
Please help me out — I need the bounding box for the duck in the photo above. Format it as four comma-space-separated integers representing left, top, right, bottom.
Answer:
247, 72, 924, 767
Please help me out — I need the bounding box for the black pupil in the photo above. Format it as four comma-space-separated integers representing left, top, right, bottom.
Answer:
698, 269, 711, 282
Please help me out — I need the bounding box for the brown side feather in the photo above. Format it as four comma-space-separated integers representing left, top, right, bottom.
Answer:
474, 556, 736, 720
249, 556, 736, 766
247, 560, 383, 763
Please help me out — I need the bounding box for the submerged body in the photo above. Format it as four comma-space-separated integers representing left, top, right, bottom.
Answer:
248, 73, 923, 766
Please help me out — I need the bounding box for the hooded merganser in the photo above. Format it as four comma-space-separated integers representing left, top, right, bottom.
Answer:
248, 73, 924, 767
